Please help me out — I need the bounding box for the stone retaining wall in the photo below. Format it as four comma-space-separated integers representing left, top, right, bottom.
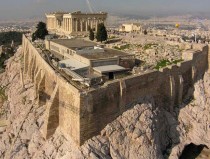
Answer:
22, 34, 209, 145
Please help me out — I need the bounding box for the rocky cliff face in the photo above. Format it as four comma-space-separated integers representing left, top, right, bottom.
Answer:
0, 47, 209, 159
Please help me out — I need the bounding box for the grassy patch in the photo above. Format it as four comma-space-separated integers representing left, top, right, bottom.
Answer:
155, 59, 183, 70
135, 44, 142, 48
109, 35, 116, 39
143, 43, 158, 50
22, 96, 27, 105
184, 123, 193, 134
115, 72, 132, 79
0, 86, 7, 101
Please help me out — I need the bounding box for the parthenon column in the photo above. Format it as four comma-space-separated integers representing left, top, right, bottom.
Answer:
65, 19, 67, 31
47, 18, 49, 28
75, 19, 78, 32
81, 20, 83, 32
65, 18, 67, 31
86, 21, 88, 31
69, 18, 72, 32
49, 18, 51, 28
52, 19, 53, 29
67, 18, 69, 31
53, 18, 55, 28
66, 18, 67, 31
72, 19, 74, 32
68, 18, 70, 31
89, 19, 93, 29
87, 19, 89, 29
96, 19, 99, 32
49, 18, 50, 28
67, 18, 69, 32
69, 18, 71, 31
62, 19, 64, 30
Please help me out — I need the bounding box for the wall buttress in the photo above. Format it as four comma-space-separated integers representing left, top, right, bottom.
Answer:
170, 76, 175, 112
119, 80, 126, 113
41, 84, 59, 139
178, 75, 184, 105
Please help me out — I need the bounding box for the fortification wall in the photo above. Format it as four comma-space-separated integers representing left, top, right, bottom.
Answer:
22, 34, 209, 145
22, 35, 82, 145
80, 46, 208, 144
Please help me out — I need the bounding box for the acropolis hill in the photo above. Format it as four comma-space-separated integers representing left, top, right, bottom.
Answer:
22, 31, 210, 145
1, 9, 210, 158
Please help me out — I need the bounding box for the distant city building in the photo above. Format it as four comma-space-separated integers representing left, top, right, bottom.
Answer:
119, 23, 142, 33
46, 11, 107, 35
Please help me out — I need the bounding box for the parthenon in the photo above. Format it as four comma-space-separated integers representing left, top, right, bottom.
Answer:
46, 11, 107, 35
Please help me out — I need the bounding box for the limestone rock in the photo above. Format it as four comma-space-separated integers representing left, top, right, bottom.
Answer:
0, 47, 210, 159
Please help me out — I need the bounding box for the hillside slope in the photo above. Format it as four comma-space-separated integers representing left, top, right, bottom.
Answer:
0, 47, 209, 159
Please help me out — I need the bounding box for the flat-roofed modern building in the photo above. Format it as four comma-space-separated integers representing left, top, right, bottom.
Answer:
45, 38, 135, 84
46, 11, 107, 35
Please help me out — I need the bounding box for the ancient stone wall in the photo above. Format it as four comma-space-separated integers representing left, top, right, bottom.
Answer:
22, 34, 209, 145
80, 46, 208, 144
22, 35, 82, 145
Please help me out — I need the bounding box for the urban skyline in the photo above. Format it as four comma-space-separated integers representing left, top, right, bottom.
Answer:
0, 0, 210, 20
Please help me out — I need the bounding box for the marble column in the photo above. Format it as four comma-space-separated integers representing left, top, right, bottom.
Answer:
53, 18, 54, 28
64, 18, 67, 31
67, 18, 69, 32
90, 19, 93, 29
75, 19, 78, 32
68, 18, 70, 31
49, 18, 51, 28
96, 19, 99, 32
87, 19, 90, 29
47, 18, 48, 28
81, 20, 83, 32
47, 18, 49, 28
86, 21, 88, 31
72, 19, 74, 32
51, 19, 52, 28
63, 19, 65, 30
69, 18, 71, 32
65, 18, 67, 31
52, 18, 54, 28
70, 18, 72, 32
67, 18, 69, 31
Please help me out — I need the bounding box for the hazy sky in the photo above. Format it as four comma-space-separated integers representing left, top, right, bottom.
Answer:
0, 0, 210, 20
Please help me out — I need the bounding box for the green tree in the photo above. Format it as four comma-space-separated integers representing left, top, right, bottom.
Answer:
32, 22, 48, 41
96, 23, 107, 43
144, 29, 148, 35
0, 31, 23, 46
89, 28, 95, 41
